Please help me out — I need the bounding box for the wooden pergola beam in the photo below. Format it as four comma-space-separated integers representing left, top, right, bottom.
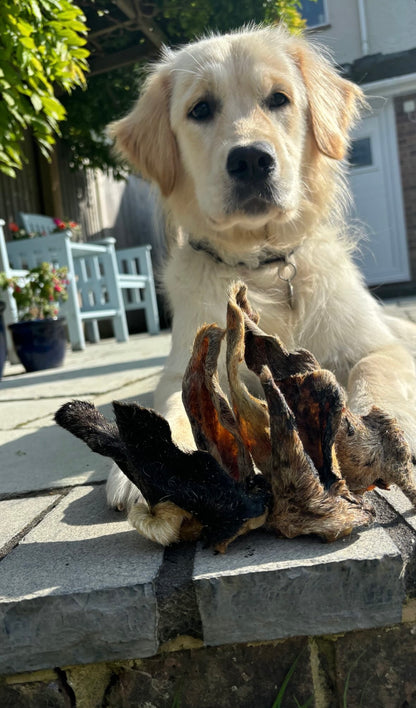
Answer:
88, 43, 157, 76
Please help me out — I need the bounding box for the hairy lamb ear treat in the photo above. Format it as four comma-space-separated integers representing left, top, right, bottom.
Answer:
237, 282, 416, 507
55, 398, 271, 553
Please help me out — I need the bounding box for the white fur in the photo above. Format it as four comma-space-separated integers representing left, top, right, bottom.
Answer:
106, 25, 416, 510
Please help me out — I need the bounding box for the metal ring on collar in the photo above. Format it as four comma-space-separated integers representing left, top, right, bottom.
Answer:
277, 261, 297, 283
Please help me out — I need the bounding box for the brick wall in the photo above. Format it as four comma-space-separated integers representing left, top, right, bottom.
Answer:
394, 93, 416, 286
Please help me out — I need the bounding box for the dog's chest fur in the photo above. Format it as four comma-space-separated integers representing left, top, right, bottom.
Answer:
163, 231, 365, 383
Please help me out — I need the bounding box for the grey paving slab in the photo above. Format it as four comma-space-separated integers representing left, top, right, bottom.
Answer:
0, 495, 60, 552
0, 425, 112, 495
0, 374, 162, 494
0, 485, 164, 674
0, 396, 90, 431
94, 374, 159, 411
377, 486, 416, 534
5, 374, 160, 431
193, 526, 403, 646
0, 332, 171, 401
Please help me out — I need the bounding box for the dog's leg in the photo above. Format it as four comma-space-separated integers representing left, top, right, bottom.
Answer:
382, 315, 416, 359
105, 463, 145, 510
347, 343, 416, 452
155, 383, 196, 450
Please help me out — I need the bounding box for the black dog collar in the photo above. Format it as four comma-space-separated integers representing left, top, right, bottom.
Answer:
189, 238, 291, 270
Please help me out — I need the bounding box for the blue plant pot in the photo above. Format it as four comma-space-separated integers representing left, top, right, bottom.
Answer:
9, 318, 67, 373
0, 302, 6, 380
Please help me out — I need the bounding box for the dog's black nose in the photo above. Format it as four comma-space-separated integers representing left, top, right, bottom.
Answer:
226, 142, 276, 183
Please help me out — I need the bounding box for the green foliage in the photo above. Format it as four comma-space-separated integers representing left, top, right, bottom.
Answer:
270, 0, 310, 33
60, 65, 143, 176
270, 650, 313, 708
0, 0, 89, 177
61, 0, 310, 175
0, 262, 69, 320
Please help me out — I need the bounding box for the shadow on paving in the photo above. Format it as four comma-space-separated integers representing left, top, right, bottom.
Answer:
0, 391, 156, 497
0, 355, 167, 392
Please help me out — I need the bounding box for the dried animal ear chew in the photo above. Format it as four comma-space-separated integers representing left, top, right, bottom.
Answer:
55, 281, 415, 553
55, 400, 271, 552
225, 282, 373, 540
260, 366, 372, 541
181, 324, 254, 481
225, 286, 272, 473
335, 407, 416, 503
240, 286, 416, 504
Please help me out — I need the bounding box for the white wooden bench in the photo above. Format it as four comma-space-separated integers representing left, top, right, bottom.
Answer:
19, 213, 160, 339
0, 214, 160, 354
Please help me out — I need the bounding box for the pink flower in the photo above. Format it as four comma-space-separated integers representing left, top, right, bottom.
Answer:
8, 222, 19, 233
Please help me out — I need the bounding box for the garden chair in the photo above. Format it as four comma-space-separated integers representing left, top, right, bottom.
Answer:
115, 246, 160, 335
0, 219, 26, 362
3, 217, 129, 351
19, 213, 160, 337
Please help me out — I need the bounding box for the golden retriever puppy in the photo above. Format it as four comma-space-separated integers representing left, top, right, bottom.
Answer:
106, 24, 416, 510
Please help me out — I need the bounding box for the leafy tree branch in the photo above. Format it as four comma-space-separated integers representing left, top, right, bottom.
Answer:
0, 0, 89, 177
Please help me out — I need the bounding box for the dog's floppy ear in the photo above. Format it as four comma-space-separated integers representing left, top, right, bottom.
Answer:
109, 68, 179, 196
292, 41, 365, 160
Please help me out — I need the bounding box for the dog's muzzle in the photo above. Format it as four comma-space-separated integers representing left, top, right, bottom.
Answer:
226, 142, 278, 215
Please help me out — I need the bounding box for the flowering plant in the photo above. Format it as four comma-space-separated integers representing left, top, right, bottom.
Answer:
0, 262, 69, 321
8, 218, 81, 241
8, 222, 44, 240
52, 218, 81, 240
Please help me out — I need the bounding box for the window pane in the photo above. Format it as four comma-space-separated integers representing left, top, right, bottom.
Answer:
349, 138, 373, 168
300, 0, 327, 28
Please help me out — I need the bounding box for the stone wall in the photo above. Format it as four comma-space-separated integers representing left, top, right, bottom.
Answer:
1, 612, 416, 708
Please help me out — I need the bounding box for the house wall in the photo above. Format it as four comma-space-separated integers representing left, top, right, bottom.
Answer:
311, 0, 416, 65
366, 0, 416, 57
310, 0, 362, 64
306, 0, 416, 293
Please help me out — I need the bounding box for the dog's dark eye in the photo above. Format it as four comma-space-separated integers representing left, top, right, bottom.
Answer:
267, 92, 290, 110
188, 101, 214, 121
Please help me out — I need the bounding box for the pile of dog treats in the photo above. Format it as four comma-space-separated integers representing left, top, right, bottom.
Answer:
56, 282, 416, 553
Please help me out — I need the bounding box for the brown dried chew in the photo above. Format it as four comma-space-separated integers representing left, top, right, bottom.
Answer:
335, 407, 416, 503
260, 367, 373, 541
226, 285, 272, 474
182, 323, 254, 481
239, 292, 351, 495
243, 308, 320, 381
182, 284, 372, 541
239, 289, 416, 507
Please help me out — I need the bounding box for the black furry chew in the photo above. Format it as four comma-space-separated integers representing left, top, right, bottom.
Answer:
55, 400, 272, 548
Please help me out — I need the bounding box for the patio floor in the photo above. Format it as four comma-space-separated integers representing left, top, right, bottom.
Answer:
1, 299, 416, 677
